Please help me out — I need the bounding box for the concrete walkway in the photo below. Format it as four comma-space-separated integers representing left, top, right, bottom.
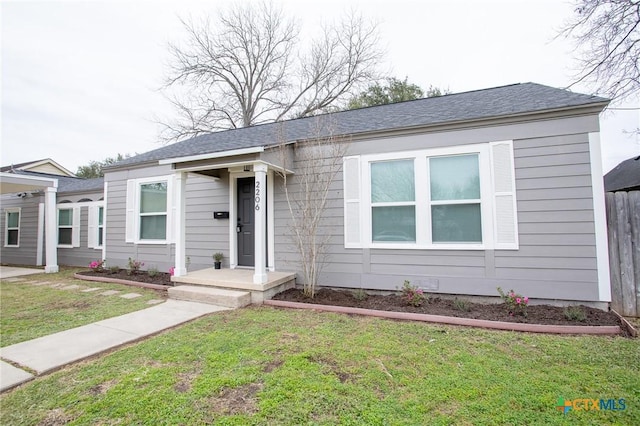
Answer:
0, 266, 45, 279
0, 300, 229, 392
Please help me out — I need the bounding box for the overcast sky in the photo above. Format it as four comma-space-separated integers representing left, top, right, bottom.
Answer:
2, 0, 638, 174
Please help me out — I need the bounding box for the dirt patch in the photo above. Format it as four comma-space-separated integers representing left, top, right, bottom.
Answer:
174, 368, 201, 393
307, 354, 352, 383
272, 288, 622, 327
77, 269, 173, 286
263, 359, 284, 373
38, 408, 74, 426
209, 382, 263, 415
88, 379, 117, 396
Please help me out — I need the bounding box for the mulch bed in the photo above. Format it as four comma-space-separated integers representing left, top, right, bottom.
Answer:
77, 269, 173, 286
272, 288, 622, 327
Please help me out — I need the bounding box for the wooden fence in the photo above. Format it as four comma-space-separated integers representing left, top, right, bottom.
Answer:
606, 191, 640, 317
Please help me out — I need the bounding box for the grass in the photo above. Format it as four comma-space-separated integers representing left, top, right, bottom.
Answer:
1, 306, 638, 425
1, 267, 165, 347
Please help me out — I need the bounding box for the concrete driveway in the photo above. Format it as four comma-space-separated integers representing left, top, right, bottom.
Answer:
0, 266, 45, 279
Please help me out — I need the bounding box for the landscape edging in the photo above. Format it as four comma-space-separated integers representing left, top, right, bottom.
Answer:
264, 299, 622, 335
73, 273, 169, 291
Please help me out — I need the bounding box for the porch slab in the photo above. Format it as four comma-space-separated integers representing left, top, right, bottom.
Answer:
171, 268, 296, 304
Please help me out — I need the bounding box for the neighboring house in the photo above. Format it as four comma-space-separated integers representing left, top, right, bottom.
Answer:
95, 82, 611, 306
0, 159, 104, 270
604, 155, 640, 192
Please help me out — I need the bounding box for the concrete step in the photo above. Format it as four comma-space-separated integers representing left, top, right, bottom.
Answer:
168, 285, 251, 308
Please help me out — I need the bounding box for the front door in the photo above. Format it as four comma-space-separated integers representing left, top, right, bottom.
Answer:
237, 177, 255, 266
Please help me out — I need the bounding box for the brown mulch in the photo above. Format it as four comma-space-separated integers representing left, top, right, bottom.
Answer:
77, 269, 173, 286
272, 288, 622, 327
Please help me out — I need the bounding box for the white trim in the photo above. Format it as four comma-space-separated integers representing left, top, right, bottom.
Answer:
173, 171, 187, 277
102, 182, 108, 261
159, 146, 265, 165
44, 186, 58, 273
589, 131, 612, 302
253, 163, 268, 284
125, 175, 173, 244
36, 203, 44, 265
4, 207, 21, 247
267, 169, 275, 271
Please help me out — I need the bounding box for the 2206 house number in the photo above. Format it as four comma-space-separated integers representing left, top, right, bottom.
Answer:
255, 181, 261, 210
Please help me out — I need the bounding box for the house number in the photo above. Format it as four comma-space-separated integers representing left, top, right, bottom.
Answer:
255, 181, 261, 210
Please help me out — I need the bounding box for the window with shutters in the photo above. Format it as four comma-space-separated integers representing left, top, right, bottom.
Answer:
343, 141, 518, 250
57, 206, 80, 248
4, 208, 20, 247
125, 175, 174, 244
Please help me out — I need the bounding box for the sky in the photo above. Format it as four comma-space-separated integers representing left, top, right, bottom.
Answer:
1, 0, 638, 174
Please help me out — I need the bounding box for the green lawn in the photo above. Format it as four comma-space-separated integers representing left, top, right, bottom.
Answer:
0, 267, 165, 346
1, 306, 637, 425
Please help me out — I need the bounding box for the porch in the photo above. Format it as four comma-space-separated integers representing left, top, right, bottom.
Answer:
170, 268, 296, 305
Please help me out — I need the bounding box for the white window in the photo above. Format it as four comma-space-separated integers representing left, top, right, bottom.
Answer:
4, 208, 20, 247
88, 203, 105, 249
125, 176, 174, 244
57, 206, 80, 248
343, 141, 518, 250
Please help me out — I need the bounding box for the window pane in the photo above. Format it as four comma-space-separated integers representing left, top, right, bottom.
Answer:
140, 183, 167, 213
432, 204, 482, 243
58, 228, 72, 245
7, 229, 18, 246
430, 154, 480, 200
98, 227, 104, 246
58, 209, 72, 226
371, 160, 415, 202
140, 215, 167, 240
98, 207, 104, 225
372, 206, 416, 242
7, 212, 19, 228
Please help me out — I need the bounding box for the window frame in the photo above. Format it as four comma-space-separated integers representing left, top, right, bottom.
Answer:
97, 206, 104, 247
359, 143, 495, 250
57, 207, 75, 248
127, 176, 173, 245
4, 208, 21, 247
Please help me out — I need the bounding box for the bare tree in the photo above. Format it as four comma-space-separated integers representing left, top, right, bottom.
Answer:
276, 117, 349, 298
559, 0, 640, 101
160, 2, 382, 143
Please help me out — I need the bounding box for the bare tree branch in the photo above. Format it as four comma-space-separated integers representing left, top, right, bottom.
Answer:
559, 0, 640, 102
276, 116, 349, 297
159, 2, 382, 143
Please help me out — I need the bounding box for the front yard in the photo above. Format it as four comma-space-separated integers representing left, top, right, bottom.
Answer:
1, 305, 638, 425
0, 267, 166, 347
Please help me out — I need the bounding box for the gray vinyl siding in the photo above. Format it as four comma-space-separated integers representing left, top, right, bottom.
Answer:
0, 194, 43, 266
104, 166, 229, 272
57, 203, 102, 267
273, 113, 604, 302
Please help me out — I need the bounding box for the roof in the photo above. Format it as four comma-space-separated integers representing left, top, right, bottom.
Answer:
5, 170, 104, 194
605, 155, 640, 192
112, 82, 609, 168
0, 158, 75, 177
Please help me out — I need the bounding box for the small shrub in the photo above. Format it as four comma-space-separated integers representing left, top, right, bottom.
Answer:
400, 280, 427, 307
353, 289, 368, 301
497, 287, 528, 317
453, 298, 471, 312
212, 252, 224, 262
564, 306, 587, 322
127, 258, 144, 275
148, 267, 159, 278
89, 259, 105, 272
109, 266, 120, 274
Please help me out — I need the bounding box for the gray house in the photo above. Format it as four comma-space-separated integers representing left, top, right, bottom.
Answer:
0, 159, 105, 271
96, 82, 611, 307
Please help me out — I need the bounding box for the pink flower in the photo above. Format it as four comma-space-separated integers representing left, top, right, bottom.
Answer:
524, 297, 529, 304
516, 297, 521, 304
169, 266, 175, 276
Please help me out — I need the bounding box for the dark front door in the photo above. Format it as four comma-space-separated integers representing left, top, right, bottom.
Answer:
237, 177, 255, 266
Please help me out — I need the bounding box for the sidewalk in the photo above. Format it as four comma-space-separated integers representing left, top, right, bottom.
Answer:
0, 300, 229, 392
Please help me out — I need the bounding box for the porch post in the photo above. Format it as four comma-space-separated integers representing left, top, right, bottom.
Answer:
44, 186, 59, 273
174, 171, 187, 277
253, 163, 268, 284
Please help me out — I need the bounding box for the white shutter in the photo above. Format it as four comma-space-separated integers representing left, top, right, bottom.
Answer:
125, 179, 136, 243
490, 141, 519, 249
343, 156, 362, 247
88, 205, 98, 248
167, 175, 176, 243
72, 207, 81, 248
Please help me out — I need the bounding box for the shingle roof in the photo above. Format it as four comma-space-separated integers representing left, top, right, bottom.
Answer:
9, 171, 104, 194
112, 82, 609, 168
605, 155, 640, 192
